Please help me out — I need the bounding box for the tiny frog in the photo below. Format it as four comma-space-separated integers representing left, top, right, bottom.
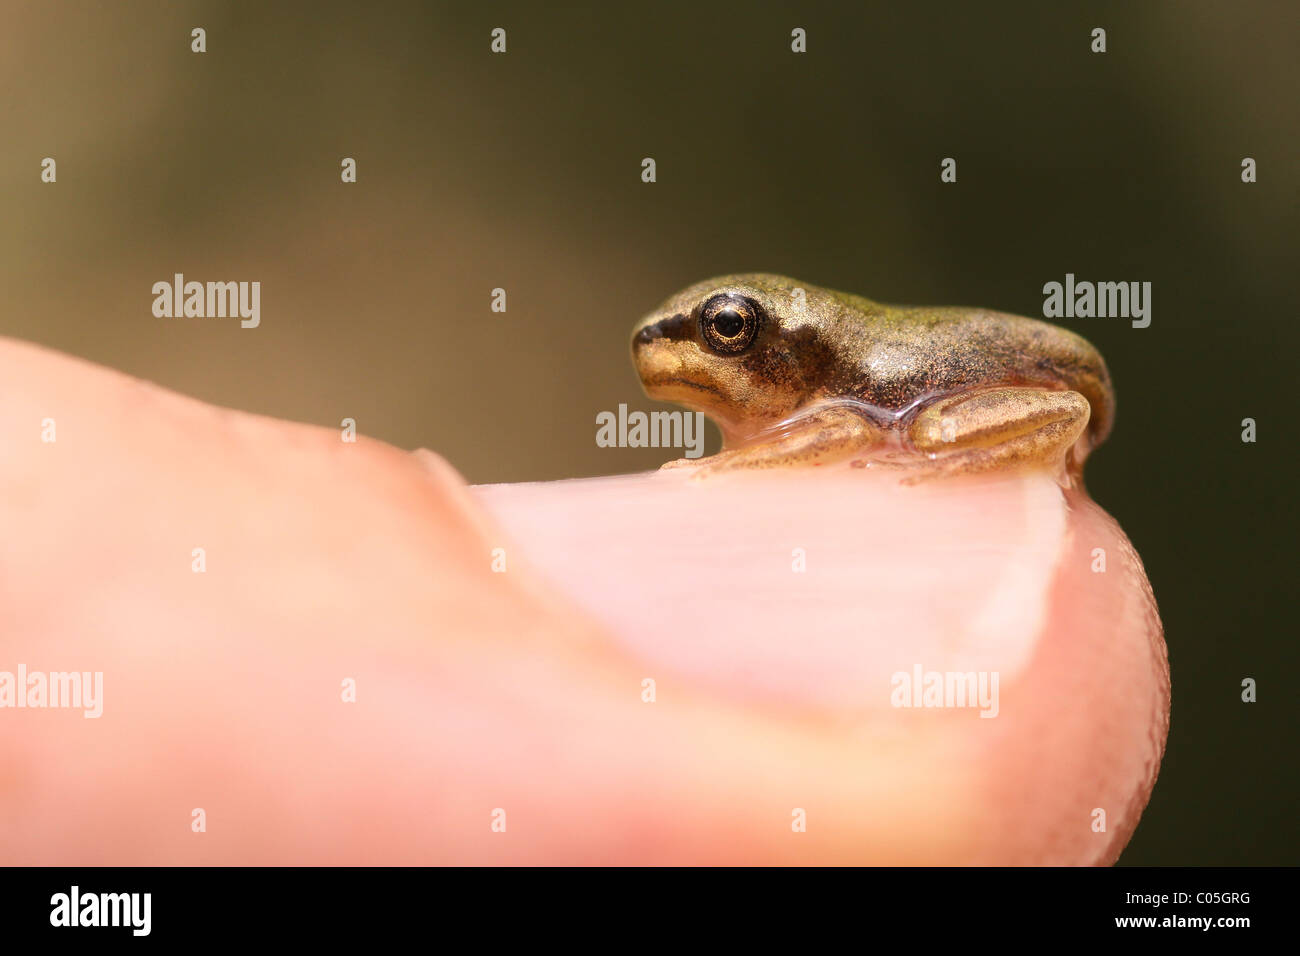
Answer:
631, 274, 1114, 481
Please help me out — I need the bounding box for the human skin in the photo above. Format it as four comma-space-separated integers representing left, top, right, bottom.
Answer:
0, 337, 1168, 865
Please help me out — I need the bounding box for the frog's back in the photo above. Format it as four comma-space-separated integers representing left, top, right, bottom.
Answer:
832, 300, 1114, 444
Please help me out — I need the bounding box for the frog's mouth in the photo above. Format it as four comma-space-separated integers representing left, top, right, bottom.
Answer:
656, 377, 723, 399
638, 373, 726, 417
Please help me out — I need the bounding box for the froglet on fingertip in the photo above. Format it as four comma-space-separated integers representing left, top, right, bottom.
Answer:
631, 274, 1114, 483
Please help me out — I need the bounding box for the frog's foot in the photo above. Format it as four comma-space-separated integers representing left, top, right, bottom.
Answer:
905, 387, 1091, 483
668, 406, 883, 479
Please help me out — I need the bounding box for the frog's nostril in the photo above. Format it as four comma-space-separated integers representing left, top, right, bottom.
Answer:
634, 312, 690, 349
634, 323, 663, 347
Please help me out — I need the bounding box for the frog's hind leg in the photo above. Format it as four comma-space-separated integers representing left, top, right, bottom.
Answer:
906, 387, 1092, 481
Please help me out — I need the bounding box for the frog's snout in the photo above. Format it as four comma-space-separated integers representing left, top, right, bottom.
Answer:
631, 312, 692, 396
631, 312, 683, 378
630, 319, 656, 377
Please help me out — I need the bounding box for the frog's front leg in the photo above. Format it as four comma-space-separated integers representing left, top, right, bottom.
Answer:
661, 404, 884, 476
907, 387, 1091, 479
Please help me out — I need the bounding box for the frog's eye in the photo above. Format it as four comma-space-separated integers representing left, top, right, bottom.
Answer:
698, 293, 762, 355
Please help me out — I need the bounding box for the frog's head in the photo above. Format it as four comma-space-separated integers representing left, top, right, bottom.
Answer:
631, 274, 855, 440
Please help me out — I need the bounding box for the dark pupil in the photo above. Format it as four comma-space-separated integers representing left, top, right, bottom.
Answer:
713, 309, 745, 338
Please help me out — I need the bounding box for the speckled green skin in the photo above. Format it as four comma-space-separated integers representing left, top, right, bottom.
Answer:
632, 273, 1113, 447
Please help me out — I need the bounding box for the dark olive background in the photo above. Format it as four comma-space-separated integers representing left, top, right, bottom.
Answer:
2, 1, 1295, 864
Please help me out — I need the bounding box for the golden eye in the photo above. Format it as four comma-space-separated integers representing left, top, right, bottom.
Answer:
699, 294, 762, 355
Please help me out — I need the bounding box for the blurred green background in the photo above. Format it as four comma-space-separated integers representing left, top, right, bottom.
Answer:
2, 0, 1295, 864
